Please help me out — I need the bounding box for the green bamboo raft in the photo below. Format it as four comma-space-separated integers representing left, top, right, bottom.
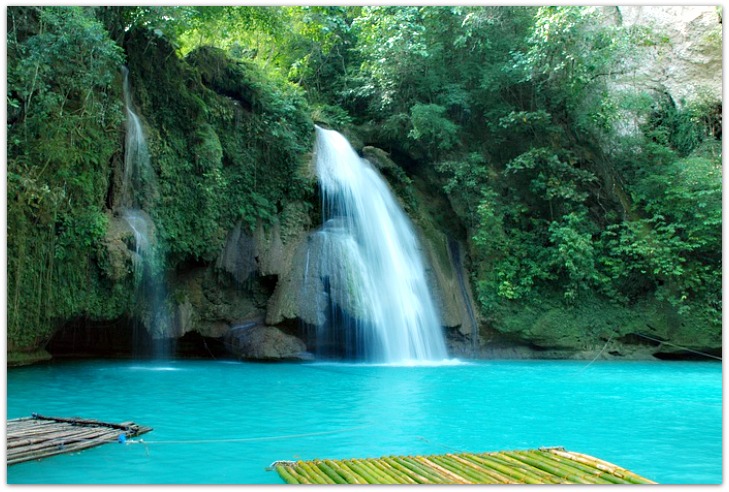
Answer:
7, 414, 153, 465
272, 447, 657, 484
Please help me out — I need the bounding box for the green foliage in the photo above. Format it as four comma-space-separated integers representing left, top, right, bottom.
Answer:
645, 96, 722, 156
353, 6, 430, 113
123, 36, 314, 264
5, 5, 721, 356
7, 6, 317, 353
333, 5, 721, 340
547, 212, 599, 302
282, 7, 358, 100
601, 148, 721, 313
436, 153, 489, 229
7, 6, 129, 350
505, 147, 597, 219
311, 103, 353, 128
407, 104, 460, 158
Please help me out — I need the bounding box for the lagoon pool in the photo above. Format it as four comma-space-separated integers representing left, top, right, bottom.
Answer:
6, 359, 722, 484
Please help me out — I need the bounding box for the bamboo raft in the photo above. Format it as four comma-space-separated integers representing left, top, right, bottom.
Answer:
272, 447, 657, 484
7, 414, 153, 465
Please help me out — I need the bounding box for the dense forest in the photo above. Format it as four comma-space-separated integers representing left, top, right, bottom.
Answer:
7, 6, 722, 364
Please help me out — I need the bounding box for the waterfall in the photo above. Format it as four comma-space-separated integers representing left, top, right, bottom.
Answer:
306, 126, 448, 363
120, 67, 171, 358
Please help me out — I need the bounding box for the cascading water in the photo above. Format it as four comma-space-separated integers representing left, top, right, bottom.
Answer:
120, 66, 171, 358
120, 68, 155, 211
306, 126, 448, 363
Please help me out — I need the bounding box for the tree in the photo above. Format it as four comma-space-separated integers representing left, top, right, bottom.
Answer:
7, 6, 127, 349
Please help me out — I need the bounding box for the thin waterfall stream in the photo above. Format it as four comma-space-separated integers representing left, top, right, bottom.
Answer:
120, 66, 171, 358
306, 126, 448, 363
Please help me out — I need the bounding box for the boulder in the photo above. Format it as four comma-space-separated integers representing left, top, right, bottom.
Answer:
225, 324, 309, 361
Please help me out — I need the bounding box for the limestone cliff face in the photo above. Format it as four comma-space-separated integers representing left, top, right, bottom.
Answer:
172, 201, 313, 340
604, 6, 722, 106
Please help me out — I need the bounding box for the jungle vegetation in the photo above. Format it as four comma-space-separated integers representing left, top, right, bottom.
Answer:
7, 6, 722, 354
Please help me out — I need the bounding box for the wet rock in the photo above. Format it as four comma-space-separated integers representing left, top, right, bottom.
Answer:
216, 221, 257, 284
7, 349, 53, 367
169, 267, 263, 339
225, 324, 309, 361
100, 213, 137, 282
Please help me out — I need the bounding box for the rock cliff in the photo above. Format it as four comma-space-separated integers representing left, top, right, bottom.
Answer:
607, 6, 721, 106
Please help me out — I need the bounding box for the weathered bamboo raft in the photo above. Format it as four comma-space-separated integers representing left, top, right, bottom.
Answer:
7, 413, 153, 465
272, 447, 657, 484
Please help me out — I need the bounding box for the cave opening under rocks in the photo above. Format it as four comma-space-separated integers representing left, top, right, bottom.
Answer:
45, 317, 229, 360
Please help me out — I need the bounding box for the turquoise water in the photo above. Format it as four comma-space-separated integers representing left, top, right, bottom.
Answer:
6, 359, 722, 484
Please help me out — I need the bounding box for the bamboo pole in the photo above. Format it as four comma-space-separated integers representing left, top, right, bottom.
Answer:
312, 460, 347, 484
31, 414, 139, 432
549, 449, 657, 484
403, 455, 456, 484
417, 456, 473, 484
274, 465, 300, 484
529, 450, 621, 484
397, 456, 450, 484
471, 452, 565, 484
504, 451, 584, 483
344, 460, 382, 484
9, 429, 116, 453
8, 429, 102, 450
382, 456, 435, 484
431, 454, 485, 482
503, 451, 590, 484
287, 466, 311, 485
9, 436, 114, 465
303, 461, 337, 484
368, 458, 416, 484
272, 449, 656, 485
8, 429, 116, 458
294, 462, 323, 484
7, 416, 152, 466
284, 463, 312, 484
444, 454, 512, 484
457, 453, 534, 484
436, 454, 502, 483
356, 459, 404, 484
521, 451, 608, 483
426, 454, 484, 483
324, 459, 367, 484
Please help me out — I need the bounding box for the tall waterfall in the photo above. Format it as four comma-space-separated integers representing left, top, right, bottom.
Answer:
120, 67, 171, 358
307, 126, 448, 363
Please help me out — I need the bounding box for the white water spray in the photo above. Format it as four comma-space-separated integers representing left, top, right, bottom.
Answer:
308, 126, 448, 363
120, 67, 171, 358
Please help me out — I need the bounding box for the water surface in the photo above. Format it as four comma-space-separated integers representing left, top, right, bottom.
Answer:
6, 359, 721, 484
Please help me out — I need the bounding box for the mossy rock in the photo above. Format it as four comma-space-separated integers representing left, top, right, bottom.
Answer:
8, 350, 52, 367
487, 291, 721, 356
